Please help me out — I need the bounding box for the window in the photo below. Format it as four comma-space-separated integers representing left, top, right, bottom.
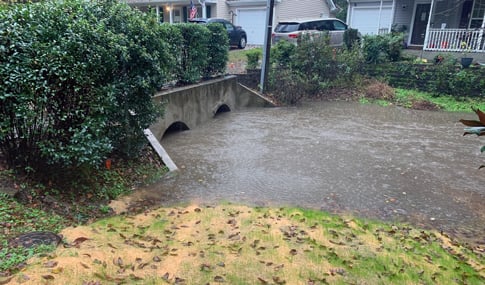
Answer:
470, 0, 485, 28
333, 20, 347, 31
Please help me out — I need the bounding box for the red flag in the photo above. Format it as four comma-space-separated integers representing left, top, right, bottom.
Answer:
189, 0, 197, 19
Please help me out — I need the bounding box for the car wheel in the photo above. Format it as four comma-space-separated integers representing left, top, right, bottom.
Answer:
238, 37, 247, 49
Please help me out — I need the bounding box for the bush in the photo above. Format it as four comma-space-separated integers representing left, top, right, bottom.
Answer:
271, 40, 296, 68
0, 0, 170, 174
362, 33, 404, 63
204, 23, 229, 78
267, 34, 364, 103
175, 23, 210, 84
159, 23, 183, 84
343, 28, 360, 49
245, 48, 262, 70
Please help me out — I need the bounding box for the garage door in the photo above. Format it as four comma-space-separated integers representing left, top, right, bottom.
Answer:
350, 7, 392, 35
237, 9, 266, 45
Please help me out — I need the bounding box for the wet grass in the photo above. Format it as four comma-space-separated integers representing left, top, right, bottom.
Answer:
394, 89, 485, 112
9, 204, 484, 284
0, 193, 67, 273
361, 88, 485, 112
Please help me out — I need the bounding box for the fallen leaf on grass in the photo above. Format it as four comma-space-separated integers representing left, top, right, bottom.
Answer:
42, 275, 55, 280
161, 272, 170, 280
72, 237, 90, 247
113, 257, 123, 267
43, 260, 58, 268
273, 276, 286, 284
80, 262, 90, 269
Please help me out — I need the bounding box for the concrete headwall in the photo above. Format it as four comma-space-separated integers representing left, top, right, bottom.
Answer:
150, 75, 272, 140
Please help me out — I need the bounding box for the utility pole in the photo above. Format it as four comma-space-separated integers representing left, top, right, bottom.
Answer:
260, 0, 275, 93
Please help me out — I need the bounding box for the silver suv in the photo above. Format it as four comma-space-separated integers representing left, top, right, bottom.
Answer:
272, 18, 348, 46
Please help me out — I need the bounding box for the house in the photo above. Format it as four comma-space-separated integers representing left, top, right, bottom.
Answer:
124, 0, 339, 45
346, 0, 485, 53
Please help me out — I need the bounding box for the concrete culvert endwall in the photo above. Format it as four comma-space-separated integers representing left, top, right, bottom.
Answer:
215, 104, 231, 115
163, 121, 189, 138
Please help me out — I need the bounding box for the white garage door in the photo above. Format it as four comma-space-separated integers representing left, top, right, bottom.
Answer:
237, 9, 266, 45
350, 7, 392, 35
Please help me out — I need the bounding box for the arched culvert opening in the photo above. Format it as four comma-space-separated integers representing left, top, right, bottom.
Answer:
214, 104, 231, 116
162, 121, 189, 139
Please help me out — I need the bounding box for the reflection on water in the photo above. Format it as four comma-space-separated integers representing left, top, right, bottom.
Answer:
139, 102, 485, 246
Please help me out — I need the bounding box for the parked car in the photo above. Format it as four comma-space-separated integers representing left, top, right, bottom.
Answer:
188, 18, 247, 49
272, 18, 348, 46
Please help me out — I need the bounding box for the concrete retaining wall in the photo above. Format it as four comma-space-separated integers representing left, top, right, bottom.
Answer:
150, 75, 272, 140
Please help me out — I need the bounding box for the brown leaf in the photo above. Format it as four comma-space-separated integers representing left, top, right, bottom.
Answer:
113, 257, 123, 267
42, 275, 55, 280
273, 276, 286, 285
153, 256, 161, 262
258, 277, 269, 284
43, 260, 58, 268
107, 243, 117, 249
214, 276, 225, 282
289, 249, 297, 255
72, 237, 90, 247
161, 272, 170, 281
80, 262, 90, 269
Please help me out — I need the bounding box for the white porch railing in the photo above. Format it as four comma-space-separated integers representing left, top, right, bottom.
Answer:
424, 28, 485, 53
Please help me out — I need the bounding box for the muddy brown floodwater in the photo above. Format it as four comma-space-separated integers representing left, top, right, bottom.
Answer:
128, 101, 485, 247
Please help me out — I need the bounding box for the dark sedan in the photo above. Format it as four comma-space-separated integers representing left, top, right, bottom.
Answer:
189, 18, 247, 49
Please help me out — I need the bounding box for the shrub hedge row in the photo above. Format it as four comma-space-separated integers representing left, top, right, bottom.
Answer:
0, 0, 228, 174
364, 62, 485, 97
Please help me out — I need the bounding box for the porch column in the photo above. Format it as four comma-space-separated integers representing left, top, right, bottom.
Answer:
199, 0, 207, 18
156, 5, 160, 23
168, 4, 173, 24
389, 0, 396, 33
478, 13, 485, 51
423, 0, 435, 50
378, 0, 383, 34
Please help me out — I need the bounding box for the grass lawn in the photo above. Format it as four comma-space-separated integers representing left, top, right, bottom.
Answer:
4, 204, 484, 284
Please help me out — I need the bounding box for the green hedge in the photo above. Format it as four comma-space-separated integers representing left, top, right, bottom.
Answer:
364, 62, 485, 97
0, 0, 229, 176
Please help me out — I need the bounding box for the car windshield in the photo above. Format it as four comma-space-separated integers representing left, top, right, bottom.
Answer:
275, 23, 300, 33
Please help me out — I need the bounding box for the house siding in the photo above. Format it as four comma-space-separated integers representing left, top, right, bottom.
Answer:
215, 0, 231, 21
393, 0, 414, 31
276, 0, 330, 22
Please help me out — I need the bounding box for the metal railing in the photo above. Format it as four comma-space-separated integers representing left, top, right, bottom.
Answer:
425, 28, 485, 52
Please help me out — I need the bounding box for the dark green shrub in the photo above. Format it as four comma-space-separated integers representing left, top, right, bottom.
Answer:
267, 34, 364, 103
159, 23, 183, 83
387, 33, 404, 61
204, 23, 229, 78
363, 33, 403, 63
343, 28, 360, 49
271, 40, 296, 68
267, 68, 306, 105
94, 1, 171, 157
175, 23, 210, 84
0, 0, 170, 173
290, 35, 336, 95
362, 35, 387, 63
245, 48, 262, 70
